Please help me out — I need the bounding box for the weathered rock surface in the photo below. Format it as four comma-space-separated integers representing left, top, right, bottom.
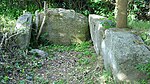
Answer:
101, 28, 150, 82
89, 14, 115, 55
15, 12, 32, 49
38, 8, 89, 45
89, 14, 150, 82
89, 14, 106, 55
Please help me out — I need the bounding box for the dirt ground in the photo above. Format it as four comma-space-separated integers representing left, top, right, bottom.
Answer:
35, 45, 107, 84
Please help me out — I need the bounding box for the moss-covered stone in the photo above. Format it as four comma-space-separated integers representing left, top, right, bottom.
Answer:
38, 8, 89, 45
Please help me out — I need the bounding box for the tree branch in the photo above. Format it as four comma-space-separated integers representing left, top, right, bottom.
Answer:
36, 1, 47, 41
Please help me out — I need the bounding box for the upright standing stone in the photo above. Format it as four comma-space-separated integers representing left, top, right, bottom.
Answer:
89, 14, 115, 55
89, 14, 150, 83
89, 14, 106, 55
101, 28, 150, 82
15, 12, 32, 49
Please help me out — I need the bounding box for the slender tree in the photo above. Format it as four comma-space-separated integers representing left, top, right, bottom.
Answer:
116, 0, 128, 28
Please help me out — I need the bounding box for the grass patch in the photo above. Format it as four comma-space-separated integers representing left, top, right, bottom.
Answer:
136, 62, 150, 84
128, 20, 150, 30
128, 17, 150, 46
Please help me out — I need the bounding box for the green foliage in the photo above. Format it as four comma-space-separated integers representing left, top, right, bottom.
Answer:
49, 0, 115, 16
78, 58, 90, 65
53, 79, 67, 84
136, 61, 150, 83
0, 49, 47, 83
0, 0, 115, 18
129, 0, 145, 12
89, 1, 114, 16
128, 19, 150, 29
138, 79, 149, 84
0, 0, 38, 19
100, 20, 116, 29
136, 62, 150, 76
38, 33, 50, 46
74, 42, 92, 52
0, 0, 149, 21
129, 0, 149, 20
0, 15, 16, 33
101, 70, 115, 83
128, 18, 150, 46
140, 32, 150, 46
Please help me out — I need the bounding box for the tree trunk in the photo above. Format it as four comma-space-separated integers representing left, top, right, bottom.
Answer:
116, 0, 128, 28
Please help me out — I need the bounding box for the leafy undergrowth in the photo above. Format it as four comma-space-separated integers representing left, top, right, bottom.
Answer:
0, 41, 114, 84
0, 15, 16, 33
128, 18, 150, 46
136, 61, 150, 83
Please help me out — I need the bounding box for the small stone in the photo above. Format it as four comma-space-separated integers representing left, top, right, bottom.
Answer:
29, 49, 48, 57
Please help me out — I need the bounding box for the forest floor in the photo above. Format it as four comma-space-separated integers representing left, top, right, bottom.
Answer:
1, 40, 149, 84
0, 41, 114, 84
33, 41, 114, 84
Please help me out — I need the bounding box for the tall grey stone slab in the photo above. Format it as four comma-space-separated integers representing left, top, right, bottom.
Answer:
38, 8, 89, 45
89, 14, 115, 55
101, 28, 150, 82
15, 12, 32, 49
88, 14, 106, 55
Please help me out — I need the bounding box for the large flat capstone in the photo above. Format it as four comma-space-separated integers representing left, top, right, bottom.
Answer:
38, 8, 89, 45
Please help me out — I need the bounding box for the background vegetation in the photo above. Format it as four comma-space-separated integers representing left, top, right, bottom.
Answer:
0, 0, 149, 20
